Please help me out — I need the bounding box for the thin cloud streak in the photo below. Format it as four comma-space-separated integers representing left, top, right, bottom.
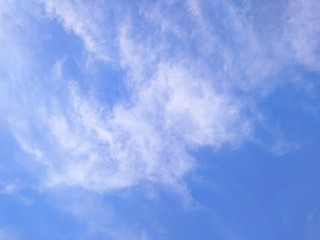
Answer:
40, 0, 117, 62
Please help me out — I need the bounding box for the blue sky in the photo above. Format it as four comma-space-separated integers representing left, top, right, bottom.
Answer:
0, 0, 320, 239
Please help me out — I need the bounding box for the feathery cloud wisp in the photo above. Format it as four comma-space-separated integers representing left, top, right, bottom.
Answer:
1, 0, 319, 195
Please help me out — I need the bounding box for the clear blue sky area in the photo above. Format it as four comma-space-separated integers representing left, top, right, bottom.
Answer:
0, 1, 320, 239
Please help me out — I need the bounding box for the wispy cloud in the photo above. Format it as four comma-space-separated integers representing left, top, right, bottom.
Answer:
0, 229, 19, 240
0, 0, 255, 194
1, 0, 319, 194
284, 0, 320, 70
21, 52, 251, 194
1, 0, 320, 239
39, 0, 118, 62
0, 3, 320, 239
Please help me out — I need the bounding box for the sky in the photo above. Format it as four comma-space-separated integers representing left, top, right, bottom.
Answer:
0, 0, 320, 239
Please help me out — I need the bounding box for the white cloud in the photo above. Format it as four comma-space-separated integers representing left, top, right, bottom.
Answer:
39, 0, 116, 62
1, 0, 319, 196
0, 182, 18, 195
0, 229, 18, 240
0, 1, 244, 193
1, 1, 319, 238
45, 187, 152, 240
33, 56, 250, 193
284, 0, 320, 70
0, 227, 22, 240
271, 140, 301, 156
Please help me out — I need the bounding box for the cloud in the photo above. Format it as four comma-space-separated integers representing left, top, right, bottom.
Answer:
1, 1, 320, 239
39, 0, 118, 62
46, 187, 150, 240
41, 65, 250, 193
0, 229, 17, 240
284, 0, 320, 71
0, 0, 253, 195
1, 0, 319, 197
271, 140, 301, 156
0, 182, 18, 195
